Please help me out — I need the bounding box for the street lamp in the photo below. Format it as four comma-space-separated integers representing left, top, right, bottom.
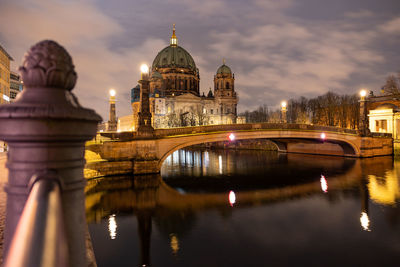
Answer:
359, 89, 369, 136
108, 88, 117, 131
140, 64, 149, 80
360, 89, 367, 100
281, 101, 287, 123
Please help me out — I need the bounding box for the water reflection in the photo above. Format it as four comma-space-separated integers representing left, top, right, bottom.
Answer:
86, 150, 400, 267
108, 214, 117, 240
320, 175, 328, 193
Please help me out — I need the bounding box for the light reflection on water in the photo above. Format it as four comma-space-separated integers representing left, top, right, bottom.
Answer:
87, 149, 400, 267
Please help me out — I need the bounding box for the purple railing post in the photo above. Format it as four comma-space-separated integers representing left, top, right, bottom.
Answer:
0, 40, 102, 266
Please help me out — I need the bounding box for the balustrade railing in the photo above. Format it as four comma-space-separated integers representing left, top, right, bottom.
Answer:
4, 175, 68, 267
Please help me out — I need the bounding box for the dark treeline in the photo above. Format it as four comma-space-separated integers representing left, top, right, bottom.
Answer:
240, 91, 360, 129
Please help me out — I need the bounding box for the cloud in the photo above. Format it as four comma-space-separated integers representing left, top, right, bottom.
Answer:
379, 17, 400, 34
0, 0, 166, 119
0, 0, 399, 117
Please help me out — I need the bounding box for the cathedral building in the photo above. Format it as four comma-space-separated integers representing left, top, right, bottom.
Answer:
131, 25, 239, 129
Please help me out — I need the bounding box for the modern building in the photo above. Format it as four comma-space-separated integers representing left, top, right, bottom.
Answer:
10, 71, 23, 102
131, 25, 239, 130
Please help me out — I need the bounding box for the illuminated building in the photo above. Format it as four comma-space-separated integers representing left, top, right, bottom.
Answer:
0, 44, 13, 152
0, 44, 13, 105
10, 71, 23, 102
131, 25, 239, 130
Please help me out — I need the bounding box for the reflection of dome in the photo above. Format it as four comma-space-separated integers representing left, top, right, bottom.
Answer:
152, 45, 197, 72
216, 64, 232, 75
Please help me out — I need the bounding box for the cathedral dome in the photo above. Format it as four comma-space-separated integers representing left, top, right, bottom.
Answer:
152, 45, 196, 72
216, 64, 232, 74
151, 71, 163, 79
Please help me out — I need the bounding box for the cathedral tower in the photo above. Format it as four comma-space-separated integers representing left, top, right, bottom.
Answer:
214, 59, 238, 124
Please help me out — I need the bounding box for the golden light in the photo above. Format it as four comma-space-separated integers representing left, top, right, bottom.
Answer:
229, 133, 235, 141
281, 101, 287, 108
109, 89, 116, 97
229, 190, 236, 206
320, 132, 326, 140
140, 63, 149, 74
360, 212, 370, 231
320, 175, 328, 193
108, 214, 117, 239
360, 89, 367, 98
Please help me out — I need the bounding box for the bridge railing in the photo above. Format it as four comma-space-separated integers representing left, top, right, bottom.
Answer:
153, 123, 360, 137
4, 175, 68, 267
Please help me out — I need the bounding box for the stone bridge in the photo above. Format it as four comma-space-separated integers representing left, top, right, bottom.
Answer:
85, 123, 393, 177
86, 123, 392, 176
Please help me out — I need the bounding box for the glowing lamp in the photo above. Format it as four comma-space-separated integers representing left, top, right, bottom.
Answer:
229, 190, 236, 207
360, 89, 367, 98
320, 133, 326, 140
140, 64, 149, 74
229, 133, 235, 141
281, 101, 287, 108
109, 89, 116, 97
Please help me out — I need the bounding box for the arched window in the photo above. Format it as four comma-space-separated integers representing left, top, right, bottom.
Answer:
226, 82, 230, 89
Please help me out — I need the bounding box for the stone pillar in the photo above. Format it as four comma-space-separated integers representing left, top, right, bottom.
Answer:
108, 92, 117, 131
137, 73, 154, 137
359, 96, 370, 136
0, 40, 102, 266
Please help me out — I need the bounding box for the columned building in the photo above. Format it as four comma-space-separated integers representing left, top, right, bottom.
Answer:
131, 26, 239, 129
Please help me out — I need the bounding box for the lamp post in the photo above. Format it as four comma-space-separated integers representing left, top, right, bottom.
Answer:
108, 88, 117, 131
137, 64, 154, 137
359, 89, 370, 136
281, 101, 287, 123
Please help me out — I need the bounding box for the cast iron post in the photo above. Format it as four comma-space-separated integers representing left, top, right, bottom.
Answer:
0, 40, 102, 266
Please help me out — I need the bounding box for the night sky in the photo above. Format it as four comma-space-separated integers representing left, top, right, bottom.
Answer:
0, 0, 399, 120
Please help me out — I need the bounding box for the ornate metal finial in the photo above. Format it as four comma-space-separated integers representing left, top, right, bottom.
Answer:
223, 58, 226, 65
170, 24, 178, 46
19, 40, 77, 91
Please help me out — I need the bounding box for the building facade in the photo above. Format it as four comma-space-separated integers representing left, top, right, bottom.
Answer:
10, 71, 23, 102
0, 44, 13, 105
367, 94, 400, 139
131, 26, 238, 130
0, 44, 13, 151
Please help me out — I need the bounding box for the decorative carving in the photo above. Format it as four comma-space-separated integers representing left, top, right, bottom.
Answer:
19, 40, 77, 90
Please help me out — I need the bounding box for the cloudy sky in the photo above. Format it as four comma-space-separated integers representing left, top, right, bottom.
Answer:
0, 0, 399, 120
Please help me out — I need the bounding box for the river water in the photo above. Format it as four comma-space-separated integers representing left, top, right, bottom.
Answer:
86, 149, 400, 266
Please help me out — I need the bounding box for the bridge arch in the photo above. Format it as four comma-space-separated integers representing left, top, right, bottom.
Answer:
157, 130, 360, 169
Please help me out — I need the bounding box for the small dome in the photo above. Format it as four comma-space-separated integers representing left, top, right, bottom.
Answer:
216, 64, 232, 74
151, 71, 163, 79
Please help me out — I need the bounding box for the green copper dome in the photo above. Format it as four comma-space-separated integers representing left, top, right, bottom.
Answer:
216, 64, 232, 74
152, 45, 197, 72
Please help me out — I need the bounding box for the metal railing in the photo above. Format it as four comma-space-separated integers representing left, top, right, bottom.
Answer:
4, 175, 68, 267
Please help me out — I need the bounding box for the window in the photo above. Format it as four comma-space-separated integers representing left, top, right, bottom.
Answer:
210, 109, 213, 114
376, 120, 387, 132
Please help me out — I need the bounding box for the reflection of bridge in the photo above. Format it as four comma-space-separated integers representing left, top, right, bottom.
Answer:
88, 123, 392, 176
87, 155, 374, 220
